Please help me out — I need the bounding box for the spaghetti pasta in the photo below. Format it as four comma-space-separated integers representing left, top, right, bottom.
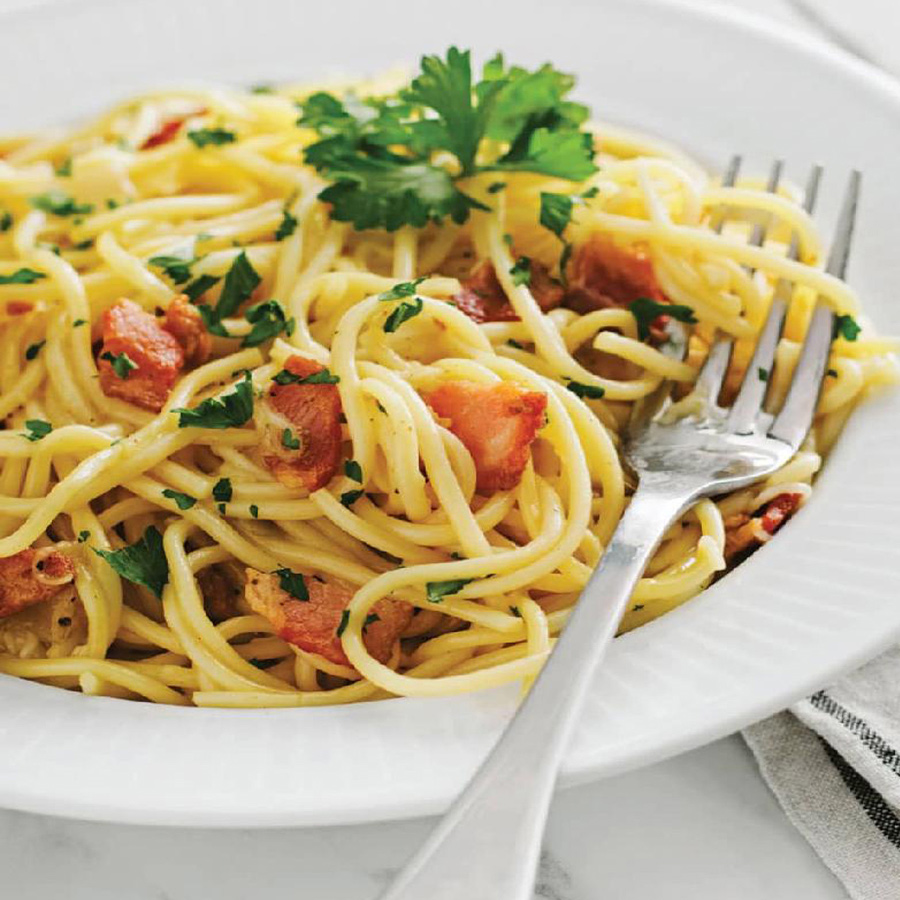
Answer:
0, 51, 895, 708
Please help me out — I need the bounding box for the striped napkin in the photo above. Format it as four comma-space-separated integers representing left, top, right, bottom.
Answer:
743, 647, 900, 900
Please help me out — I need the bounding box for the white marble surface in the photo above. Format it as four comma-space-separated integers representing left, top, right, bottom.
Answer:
1, 1, 896, 898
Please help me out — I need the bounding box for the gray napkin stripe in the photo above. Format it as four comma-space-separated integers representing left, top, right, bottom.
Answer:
820, 738, 900, 848
811, 691, 900, 778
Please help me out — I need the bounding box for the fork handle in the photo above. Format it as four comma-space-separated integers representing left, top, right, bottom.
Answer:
378, 483, 694, 900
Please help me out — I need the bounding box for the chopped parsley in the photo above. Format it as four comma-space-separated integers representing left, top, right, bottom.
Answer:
73, 318, 87, 328
195, 250, 261, 336
336, 609, 350, 637
0, 211, 11, 232
378, 277, 427, 301
249, 504, 259, 518
275, 567, 309, 601
628, 297, 697, 342
833, 314, 861, 342
340, 489, 364, 508
509, 256, 531, 286
506, 339, 525, 349
30, 192, 93, 217
538, 186, 599, 239
94, 525, 169, 598
758, 367, 769, 383
100, 350, 138, 379
426, 578, 474, 603
297, 48, 596, 232
827, 368, 838, 378
566, 381, 605, 400
250, 83, 275, 95
55, 157, 73, 177
344, 459, 363, 483
383, 297, 423, 333
273, 366, 340, 385
149, 251, 195, 285
487, 181, 506, 193
212, 477, 233, 504
274, 208, 298, 241
241, 299, 294, 347
174, 371, 254, 429
183, 273, 221, 304
187, 128, 237, 148
282, 427, 300, 450
363, 613, 380, 631
23, 419, 52, 442
24, 340, 46, 360
161, 488, 197, 510
77, 530, 90, 543
0, 268, 46, 285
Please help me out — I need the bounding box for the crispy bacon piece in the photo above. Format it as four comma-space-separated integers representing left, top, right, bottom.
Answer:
163, 294, 212, 367
198, 565, 243, 623
724, 492, 803, 562
426, 380, 548, 491
6, 302, 33, 316
244, 569, 413, 669
260, 355, 343, 492
98, 300, 184, 412
0, 549, 75, 620
453, 259, 564, 324
564, 234, 666, 314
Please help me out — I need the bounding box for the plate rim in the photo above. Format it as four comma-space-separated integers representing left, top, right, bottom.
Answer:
0, 0, 898, 827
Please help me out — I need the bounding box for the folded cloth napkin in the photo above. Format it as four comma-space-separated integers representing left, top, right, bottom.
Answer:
743, 648, 900, 900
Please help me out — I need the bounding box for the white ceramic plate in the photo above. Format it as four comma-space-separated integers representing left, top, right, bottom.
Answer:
0, 0, 898, 828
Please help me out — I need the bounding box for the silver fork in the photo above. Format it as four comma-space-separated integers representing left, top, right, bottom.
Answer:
378, 161, 859, 900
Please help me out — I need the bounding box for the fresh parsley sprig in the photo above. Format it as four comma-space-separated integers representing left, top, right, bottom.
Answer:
0, 268, 46, 285
298, 48, 597, 232
628, 297, 697, 342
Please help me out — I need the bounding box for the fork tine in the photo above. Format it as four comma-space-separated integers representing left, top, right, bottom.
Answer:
696, 157, 779, 405
728, 164, 822, 433
769, 170, 861, 449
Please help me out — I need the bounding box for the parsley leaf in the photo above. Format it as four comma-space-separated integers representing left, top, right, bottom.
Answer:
336, 609, 350, 637
149, 252, 195, 285
275, 567, 309, 601
30, 192, 93, 217
300, 48, 596, 232
628, 297, 698, 341
94, 525, 169, 598
344, 459, 363, 482
566, 381, 605, 400
378, 277, 426, 301
55, 157, 73, 177
539, 188, 598, 239
509, 256, 531, 286
249, 504, 259, 518
0, 211, 12, 232
77, 530, 90, 543
282, 427, 300, 450
340, 489, 364, 507
174, 372, 254, 429
184, 274, 221, 303
273, 367, 339, 385
161, 488, 197, 510
187, 128, 236, 148
23, 419, 52, 442
0, 268, 46, 285
758, 367, 769, 383
73, 318, 87, 328
195, 251, 261, 336
383, 297, 423, 333
25, 341, 45, 360
241, 299, 293, 347
426, 578, 474, 603
100, 350, 138, 379
275, 208, 298, 241
212, 477, 232, 503
833, 314, 861, 341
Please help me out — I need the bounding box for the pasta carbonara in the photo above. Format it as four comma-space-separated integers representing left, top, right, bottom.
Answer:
0, 49, 894, 707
